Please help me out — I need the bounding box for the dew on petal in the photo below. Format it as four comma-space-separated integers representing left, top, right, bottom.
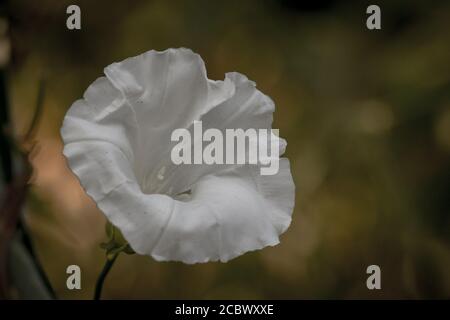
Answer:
157, 166, 166, 181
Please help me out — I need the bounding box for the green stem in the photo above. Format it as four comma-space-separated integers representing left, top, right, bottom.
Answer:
93, 252, 119, 300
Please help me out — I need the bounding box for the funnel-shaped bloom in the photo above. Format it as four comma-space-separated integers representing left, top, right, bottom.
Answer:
61, 48, 295, 263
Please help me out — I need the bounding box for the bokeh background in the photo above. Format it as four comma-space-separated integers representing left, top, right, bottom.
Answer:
1, 0, 450, 299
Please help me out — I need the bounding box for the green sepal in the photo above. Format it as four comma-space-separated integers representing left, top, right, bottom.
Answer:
100, 221, 135, 257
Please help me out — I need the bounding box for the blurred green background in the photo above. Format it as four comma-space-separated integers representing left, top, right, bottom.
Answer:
3, 0, 450, 299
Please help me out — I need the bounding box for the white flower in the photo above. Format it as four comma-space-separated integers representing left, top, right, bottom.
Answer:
61, 48, 295, 264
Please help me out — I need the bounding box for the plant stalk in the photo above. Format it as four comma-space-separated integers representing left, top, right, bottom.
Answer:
93, 252, 119, 300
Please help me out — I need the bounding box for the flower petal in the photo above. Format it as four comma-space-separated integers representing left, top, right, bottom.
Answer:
87, 160, 294, 264
150, 71, 287, 196
61, 48, 295, 264
150, 160, 295, 263
62, 48, 234, 192
104, 48, 234, 185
